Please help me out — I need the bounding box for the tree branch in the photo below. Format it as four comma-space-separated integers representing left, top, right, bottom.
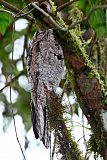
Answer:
0, 0, 34, 21
31, 2, 67, 31
0, 9, 15, 17
15, 7, 35, 19
57, 0, 77, 12
68, 4, 107, 29
48, 92, 84, 160
0, 70, 25, 93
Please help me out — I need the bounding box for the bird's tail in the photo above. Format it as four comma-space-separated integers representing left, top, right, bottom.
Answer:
31, 101, 50, 148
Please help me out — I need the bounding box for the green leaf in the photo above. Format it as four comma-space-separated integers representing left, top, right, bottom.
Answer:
77, 0, 87, 12
72, 102, 79, 116
0, 13, 12, 36
86, 6, 106, 38
78, 1, 107, 38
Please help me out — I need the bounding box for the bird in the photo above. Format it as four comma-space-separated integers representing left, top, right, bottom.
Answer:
26, 29, 64, 148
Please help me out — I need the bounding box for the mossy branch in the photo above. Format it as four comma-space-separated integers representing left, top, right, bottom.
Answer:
48, 92, 84, 160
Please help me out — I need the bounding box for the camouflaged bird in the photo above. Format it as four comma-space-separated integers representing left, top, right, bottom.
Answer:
27, 29, 64, 148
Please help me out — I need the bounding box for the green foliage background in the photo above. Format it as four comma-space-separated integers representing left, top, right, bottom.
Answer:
0, 5, 32, 131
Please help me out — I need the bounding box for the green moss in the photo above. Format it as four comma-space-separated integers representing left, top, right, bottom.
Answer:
66, 30, 89, 61
89, 133, 107, 157
87, 68, 105, 92
88, 112, 107, 158
48, 0, 56, 13
47, 93, 84, 160
48, 1, 92, 64
48, 0, 68, 28
65, 70, 75, 95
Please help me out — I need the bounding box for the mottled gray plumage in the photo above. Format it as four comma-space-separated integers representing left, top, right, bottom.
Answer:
27, 29, 64, 148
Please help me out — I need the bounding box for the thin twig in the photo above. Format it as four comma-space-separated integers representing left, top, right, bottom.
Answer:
68, 17, 87, 29
14, 2, 32, 16
68, 4, 107, 29
0, 70, 25, 93
66, 119, 91, 130
10, 85, 26, 160
22, 35, 27, 68
87, 4, 107, 19
11, 107, 26, 160
10, 21, 26, 160
22, 21, 33, 68
0, 9, 15, 17
31, 2, 67, 31
50, 132, 52, 160
0, 0, 34, 21
77, 133, 89, 143
96, 41, 101, 69
82, 112, 89, 159
15, 7, 36, 19
14, 2, 36, 20
57, 0, 77, 12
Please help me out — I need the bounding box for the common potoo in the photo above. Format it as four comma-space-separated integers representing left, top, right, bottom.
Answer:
27, 29, 64, 148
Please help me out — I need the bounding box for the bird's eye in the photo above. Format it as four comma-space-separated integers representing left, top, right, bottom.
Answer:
57, 54, 63, 60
